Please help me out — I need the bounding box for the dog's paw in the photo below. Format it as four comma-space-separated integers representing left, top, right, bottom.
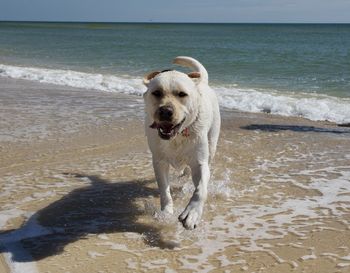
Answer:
178, 202, 203, 230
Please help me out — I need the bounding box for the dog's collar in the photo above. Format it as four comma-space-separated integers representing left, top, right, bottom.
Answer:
181, 127, 190, 137
180, 111, 200, 138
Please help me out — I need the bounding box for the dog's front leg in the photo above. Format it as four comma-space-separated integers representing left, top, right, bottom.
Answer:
153, 158, 173, 214
179, 162, 210, 229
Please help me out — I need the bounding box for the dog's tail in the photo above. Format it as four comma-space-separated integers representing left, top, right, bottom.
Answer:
173, 56, 208, 85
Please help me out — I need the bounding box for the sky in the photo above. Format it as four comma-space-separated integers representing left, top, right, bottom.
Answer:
1, 0, 350, 23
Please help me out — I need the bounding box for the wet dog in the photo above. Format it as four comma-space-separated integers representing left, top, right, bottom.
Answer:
143, 56, 220, 229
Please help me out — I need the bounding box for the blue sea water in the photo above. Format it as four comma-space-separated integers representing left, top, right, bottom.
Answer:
0, 22, 349, 123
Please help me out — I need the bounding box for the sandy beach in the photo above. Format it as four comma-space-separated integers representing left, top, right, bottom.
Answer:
1, 77, 350, 273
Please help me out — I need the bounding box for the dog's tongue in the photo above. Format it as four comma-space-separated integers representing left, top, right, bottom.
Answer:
149, 122, 173, 133
159, 122, 173, 131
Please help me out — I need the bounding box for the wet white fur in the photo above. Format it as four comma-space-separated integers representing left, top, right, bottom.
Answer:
143, 56, 221, 229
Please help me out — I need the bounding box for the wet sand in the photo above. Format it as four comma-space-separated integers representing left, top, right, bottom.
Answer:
1, 77, 350, 272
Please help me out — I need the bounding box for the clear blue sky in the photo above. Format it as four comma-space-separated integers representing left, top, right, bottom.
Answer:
1, 0, 350, 23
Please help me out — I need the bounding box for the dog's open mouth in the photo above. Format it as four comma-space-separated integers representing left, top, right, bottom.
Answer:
150, 118, 185, 140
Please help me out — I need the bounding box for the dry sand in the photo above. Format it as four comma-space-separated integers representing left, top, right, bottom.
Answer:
1, 77, 350, 272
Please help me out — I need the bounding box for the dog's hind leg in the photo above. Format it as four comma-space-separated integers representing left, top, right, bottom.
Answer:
208, 115, 220, 163
153, 158, 173, 214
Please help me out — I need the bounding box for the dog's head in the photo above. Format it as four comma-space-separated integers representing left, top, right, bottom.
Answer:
143, 57, 208, 140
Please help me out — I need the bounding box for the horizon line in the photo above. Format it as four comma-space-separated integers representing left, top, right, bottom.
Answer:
1, 20, 350, 25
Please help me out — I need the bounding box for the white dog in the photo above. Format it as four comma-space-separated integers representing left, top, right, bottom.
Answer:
143, 56, 220, 229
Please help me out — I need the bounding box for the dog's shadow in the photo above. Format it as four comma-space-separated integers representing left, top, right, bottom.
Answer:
0, 173, 176, 262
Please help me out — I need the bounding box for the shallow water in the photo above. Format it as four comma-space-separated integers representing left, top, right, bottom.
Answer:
1, 78, 350, 272
0, 78, 144, 142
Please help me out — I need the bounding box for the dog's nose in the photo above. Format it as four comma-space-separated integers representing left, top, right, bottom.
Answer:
159, 106, 173, 121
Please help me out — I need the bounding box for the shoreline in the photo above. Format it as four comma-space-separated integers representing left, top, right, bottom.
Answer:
1, 77, 350, 272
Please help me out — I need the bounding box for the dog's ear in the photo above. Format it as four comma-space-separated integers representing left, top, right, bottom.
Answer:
187, 72, 201, 84
187, 72, 201, 79
143, 71, 161, 86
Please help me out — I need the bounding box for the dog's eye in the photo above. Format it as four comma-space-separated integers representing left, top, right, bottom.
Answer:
152, 90, 162, 98
178, 92, 188, 98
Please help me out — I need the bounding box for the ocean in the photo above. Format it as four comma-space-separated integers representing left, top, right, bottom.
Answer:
0, 22, 349, 123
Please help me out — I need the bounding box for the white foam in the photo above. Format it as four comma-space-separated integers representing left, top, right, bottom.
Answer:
1, 64, 350, 124
172, 155, 350, 271
0, 63, 145, 96
96, 241, 141, 257
87, 251, 105, 259
300, 254, 317, 261
97, 234, 109, 240
0, 209, 23, 228
0, 213, 54, 273
216, 85, 350, 124
337, 263, 350, 268
2, 249, 38, 273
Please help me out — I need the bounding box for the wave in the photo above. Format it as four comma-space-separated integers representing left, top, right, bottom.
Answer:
0, 64, 145, 96
217, 86, 350, 124
1, 64, 350, 124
